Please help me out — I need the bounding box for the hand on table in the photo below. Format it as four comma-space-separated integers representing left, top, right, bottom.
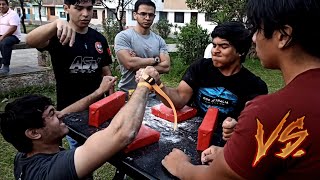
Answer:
201, 145, 222, 165
162, 148, 191, 177
222, 117, 238, 141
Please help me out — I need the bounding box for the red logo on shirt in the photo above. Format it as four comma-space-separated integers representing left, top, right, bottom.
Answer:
95, 42, 103, 54
107, 47, 112, 56
253, 110, 308, 167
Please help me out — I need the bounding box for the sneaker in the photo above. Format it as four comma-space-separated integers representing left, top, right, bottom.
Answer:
0, 65, 9, 75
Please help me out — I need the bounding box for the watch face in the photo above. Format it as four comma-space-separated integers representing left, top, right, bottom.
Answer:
155, 57, 160, 63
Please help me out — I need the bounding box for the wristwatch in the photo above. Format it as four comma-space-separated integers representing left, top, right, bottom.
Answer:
153, 57, 160, 66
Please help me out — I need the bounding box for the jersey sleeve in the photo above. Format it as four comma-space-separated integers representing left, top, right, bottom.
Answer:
9, 11, 20, 26
159, 36, 169, 54
182, 58, 203, 89
114, 31, 132, 53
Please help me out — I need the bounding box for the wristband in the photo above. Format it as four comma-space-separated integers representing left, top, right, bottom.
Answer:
137, 82, 153, 91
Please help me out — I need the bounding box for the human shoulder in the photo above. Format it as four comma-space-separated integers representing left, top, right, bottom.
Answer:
150, 30, 166, 41
116, 28, 134, 38
240, 67, 267, 85
9, 9, 19, 16
87, 27, 106, 41
190, 58, 213, 68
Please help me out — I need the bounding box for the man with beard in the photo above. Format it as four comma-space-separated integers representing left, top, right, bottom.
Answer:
114, 0, 170, 94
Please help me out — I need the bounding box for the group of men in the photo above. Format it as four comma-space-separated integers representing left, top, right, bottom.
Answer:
1, 0, 320, 179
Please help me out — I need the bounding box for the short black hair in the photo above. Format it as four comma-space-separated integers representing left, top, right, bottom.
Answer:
211, 21, 252, 63
134, 0, 156, 12
0, 95, 53, 153
64, 0, 95, 6
247, 0, 320, 58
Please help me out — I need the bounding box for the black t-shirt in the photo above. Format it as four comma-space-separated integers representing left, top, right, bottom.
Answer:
182, 58, 268, 146
40, 28, 112, 110
14, 149, 78, 180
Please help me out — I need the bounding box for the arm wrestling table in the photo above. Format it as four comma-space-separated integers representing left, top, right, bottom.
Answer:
63, 97, 203, 180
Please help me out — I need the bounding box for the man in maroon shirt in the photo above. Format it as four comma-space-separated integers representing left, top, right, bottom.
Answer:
161, 0, 320, 179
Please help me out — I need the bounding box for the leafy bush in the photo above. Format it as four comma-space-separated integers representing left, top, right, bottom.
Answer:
176, 19, 210, 64
152, 19, 173, 39
161, 53, 188, 87
102, 18, 121, 46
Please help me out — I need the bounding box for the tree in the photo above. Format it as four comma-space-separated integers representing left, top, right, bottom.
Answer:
98, 0, 134, 32
176, 19, 210, 64
31, 0, 43, 25
10, 0, 27, 33
186, 0, 246, 24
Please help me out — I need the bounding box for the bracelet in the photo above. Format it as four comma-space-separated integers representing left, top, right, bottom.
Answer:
158, 82, 164, 89
137, 82, 153, 91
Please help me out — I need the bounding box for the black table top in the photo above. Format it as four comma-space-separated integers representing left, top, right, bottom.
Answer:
63, 97, 203, 180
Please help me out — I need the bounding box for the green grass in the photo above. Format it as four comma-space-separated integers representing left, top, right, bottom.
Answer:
164, 37, 177, 44
0, 56, 284, 179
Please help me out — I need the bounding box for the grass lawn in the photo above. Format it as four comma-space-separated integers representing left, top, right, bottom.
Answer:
0, 56, 284, 179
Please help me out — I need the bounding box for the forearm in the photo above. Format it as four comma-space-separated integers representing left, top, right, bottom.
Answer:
177, 163, 211, 180
154, 53, 170, 73
154, 62, 170, 73
122, 56, 155, 71
109, 85, 149, 143
26, 20, 58, 48
157, 86, 188, 109
60, 89, 104, 116
1, 26, 17, 39
75, 85, 149, 177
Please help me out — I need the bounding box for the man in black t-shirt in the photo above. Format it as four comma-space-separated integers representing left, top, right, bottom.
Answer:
26, 0, 113, 149
138, 22, 268, 146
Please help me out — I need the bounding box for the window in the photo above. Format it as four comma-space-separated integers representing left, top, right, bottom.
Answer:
49, 7, 55, 16
205, 13, 213, 22
174, 12, 184, 23
27, 8, 31, 14
107, 9, 116, 20
159, 12, 167, 20
60, 12, 66, 18
93, 10, 98, 19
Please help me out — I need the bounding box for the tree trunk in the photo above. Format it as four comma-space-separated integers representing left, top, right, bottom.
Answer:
19, 0, 26, 33
38, 4, 42, 25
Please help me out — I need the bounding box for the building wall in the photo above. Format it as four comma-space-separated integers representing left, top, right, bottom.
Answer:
90, 8, 105, 25
164, 0, 188, 10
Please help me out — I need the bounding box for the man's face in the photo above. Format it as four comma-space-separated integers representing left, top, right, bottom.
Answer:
252, 28, 278, 69
65, 1, 93, 29
0, 0, 9, 14
211, 37, 241, 69
39, 106, 69, 143
133, 4, 156, 29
